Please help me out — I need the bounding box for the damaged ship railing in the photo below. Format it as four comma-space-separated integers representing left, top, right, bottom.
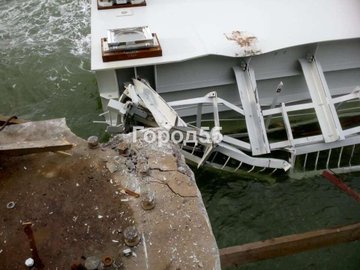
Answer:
98, 63, 360, 178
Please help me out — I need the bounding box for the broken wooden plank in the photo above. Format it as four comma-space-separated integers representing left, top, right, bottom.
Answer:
220, 223, 360, 268
0, 139, 73, 156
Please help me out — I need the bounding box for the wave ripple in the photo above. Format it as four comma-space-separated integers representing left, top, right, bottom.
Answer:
0, 0, 91, 56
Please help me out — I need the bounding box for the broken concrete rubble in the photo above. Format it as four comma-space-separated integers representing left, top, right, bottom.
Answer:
103, 128, 221, 269
0, 119, 220, 269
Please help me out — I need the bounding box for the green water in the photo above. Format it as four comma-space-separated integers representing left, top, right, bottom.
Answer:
1, 1, 360, 269
0, 0, 105, 139
195, 168, 360, 269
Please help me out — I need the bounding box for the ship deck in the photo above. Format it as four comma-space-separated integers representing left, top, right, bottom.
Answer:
91, 0, 360, 71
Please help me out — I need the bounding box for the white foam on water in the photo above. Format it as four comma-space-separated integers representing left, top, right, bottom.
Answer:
0, 0, 107, 139
71, 33, 91, 56
0, 0, 91, 57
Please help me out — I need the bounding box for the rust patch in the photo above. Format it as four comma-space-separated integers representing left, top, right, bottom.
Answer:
225, 30, 257, 47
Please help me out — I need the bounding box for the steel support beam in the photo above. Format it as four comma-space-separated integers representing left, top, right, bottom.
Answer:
265, 81, 283, 130
294, 134, 360, 155
233, 66, 270, 155
281, 102, 294, 147
299, 57, 344, 143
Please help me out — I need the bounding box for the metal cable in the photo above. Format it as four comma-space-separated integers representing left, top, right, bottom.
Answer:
0, 115, 18, 132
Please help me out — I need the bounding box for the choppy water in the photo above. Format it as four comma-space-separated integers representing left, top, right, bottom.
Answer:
194, 168, 360, 269
0, 0, 105, 139
1, 1, 360, 269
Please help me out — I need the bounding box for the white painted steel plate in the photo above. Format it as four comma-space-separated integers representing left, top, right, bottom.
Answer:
91, 0, 360, 71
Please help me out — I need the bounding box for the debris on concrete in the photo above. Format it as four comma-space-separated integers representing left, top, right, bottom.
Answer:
6, 201, 15, 209
106, 128, 221, 269
123, 248, 132, 257
84, 256, 101, 270
25, 257, 34, 267
118, 142, 129, 156
124, 188, 140, 198
87, 135, 99, 149
0, 120, 220, 269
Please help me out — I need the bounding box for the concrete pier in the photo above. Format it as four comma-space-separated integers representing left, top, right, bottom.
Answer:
0, 119, 220, 269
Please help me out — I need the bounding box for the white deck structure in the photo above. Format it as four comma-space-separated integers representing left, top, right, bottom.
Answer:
91, 0, 360, 177
91, 0, 360, 70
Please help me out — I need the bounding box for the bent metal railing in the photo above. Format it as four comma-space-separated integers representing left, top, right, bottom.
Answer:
98, 56, 360, 178
168, 89, 360, 178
